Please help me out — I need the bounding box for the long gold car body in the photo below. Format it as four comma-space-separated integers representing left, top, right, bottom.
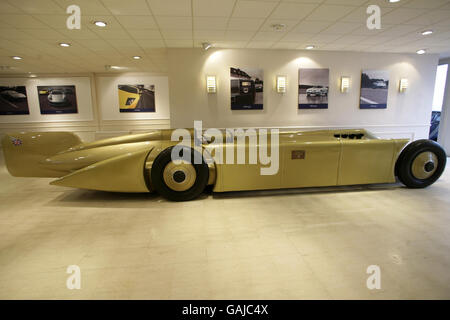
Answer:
2, 129, 414, 198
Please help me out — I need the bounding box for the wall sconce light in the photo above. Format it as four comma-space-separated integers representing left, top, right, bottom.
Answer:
340, 76, 350, 93
206, 75, 217, 93
277, 75, 287, 93
399, 78, 408, 93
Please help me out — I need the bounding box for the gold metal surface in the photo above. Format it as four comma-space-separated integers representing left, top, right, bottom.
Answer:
411, 151, 438, 180
2, 128, 412, 194
163, 161, 197, 192
50, 148, 152, 192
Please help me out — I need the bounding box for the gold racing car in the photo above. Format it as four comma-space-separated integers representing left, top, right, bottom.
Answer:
1, 128, 446, 201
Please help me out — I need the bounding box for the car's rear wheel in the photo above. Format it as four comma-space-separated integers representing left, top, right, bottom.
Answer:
396, 139, 446, 188
150, 146, 209, 201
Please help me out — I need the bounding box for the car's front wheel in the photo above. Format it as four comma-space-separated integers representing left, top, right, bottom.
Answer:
396, 139, 446, 188
150, 146, 209, 201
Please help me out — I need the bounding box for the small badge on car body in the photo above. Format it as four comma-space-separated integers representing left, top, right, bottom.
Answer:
11, 137, 22, 146
292, 150, 305, 159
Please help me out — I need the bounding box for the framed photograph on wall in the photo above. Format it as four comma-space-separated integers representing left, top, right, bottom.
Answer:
0, 86, 30, 115
118, 84, 156, 113
298, 68, 329, 109
37, 85, 78, 114
360, 70, 389, 109
230, 67, 263, 110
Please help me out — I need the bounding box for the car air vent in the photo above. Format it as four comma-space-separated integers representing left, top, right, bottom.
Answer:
334, 133, 365, 139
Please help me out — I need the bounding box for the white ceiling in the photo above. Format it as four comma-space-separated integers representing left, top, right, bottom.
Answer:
0, 0, 450, 74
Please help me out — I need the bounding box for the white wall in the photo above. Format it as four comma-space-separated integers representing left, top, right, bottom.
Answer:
0, 76, 94, 123
438, 58, 450, 155
0, 73, 170, 142
96, 74, 170, 121
168, 48, 439, 140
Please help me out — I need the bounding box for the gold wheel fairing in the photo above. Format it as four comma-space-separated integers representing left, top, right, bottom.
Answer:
163, 161, 197, 192
411, 151, 438, 180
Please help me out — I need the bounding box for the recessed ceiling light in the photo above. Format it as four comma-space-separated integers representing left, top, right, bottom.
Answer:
59, 43, 71, 47
416, 49, 426, 55
388, 0, 401, 3
305, 45, 315, 50
421, 30, 433, 35
132, 56, 141, 60
11, 56, 22, 60
94, 21, 107, 27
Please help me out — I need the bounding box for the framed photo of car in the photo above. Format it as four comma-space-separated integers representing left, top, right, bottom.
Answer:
298, 68, 329, 109
118, 84, 156, 113
230, 67, 263, 110
0, 85, 30, 115
37, 85, 78, 114
360, 70, 389, 109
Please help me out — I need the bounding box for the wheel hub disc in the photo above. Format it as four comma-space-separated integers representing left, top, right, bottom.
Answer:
163, 161, 196, 192
411, 151, 438, 180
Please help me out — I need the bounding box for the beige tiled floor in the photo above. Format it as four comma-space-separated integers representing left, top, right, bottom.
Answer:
0, 151, 450, 299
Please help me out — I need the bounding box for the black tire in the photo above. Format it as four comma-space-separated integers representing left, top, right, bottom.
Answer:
150, 146, 209, 201
396, 139, 446, 188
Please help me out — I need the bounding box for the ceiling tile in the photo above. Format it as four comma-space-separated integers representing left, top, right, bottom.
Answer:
82, 15, 123, 29
8, 0, 65, 14
136, 39, 166, 48
252, 31, 286, 41
232, 1, 278, 18
193, 30, 226, 40
330, 35, 366, 45
305, 5, 358, 21
270, 2, 318, 19
308, 33, 343, 43
53, 0, 111, 15
116, 15, 158, 29
381, 8, 425, 24
281, 32, 314, 42
0, 28, 34, 40
272, 41, 301, 49
246, 41, 275, 48
194, 17, 229, 30
127, 29, 162, 39
57, 28, 101, 40
106, 39, 141, 49
342, 6, 394, 23
259, 19, 300, 32
0, 1, 24, 13
291, 20, 333, 33
402, 0, 449, 9
193, 0, 236, 17
377, 24, 423, 38
101, 0, 152, 15
213, 41, 248, 48
404, 9, 450, 25
0, 14, 49, 28
322, 22, 362, 34
147, 0, 191, 16
323, 0, 366, 5
225, 30, 255, 40
33, 14, 67, 29
350, 24, 391, 36
92, 27, 131, 39
161, 29, 192, 39
165, 39, 193, 47
227, 17, 265, 30
155, 16, 192, 29
19, 28, 67, 40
